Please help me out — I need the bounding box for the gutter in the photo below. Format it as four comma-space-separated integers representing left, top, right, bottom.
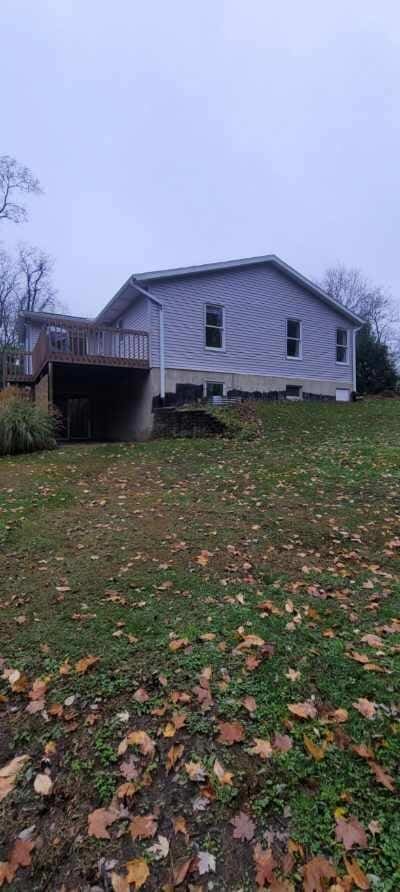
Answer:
129, 277, 165, 402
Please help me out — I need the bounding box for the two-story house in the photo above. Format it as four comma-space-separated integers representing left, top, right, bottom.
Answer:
4, 254, 363, 440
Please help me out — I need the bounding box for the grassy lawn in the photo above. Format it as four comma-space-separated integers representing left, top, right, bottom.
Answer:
0, 399, 399, 891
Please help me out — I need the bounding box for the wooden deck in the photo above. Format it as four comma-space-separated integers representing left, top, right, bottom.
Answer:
3, 322, 149, 384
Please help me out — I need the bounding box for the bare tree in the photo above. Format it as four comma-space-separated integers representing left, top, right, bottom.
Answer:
16, 244, 56, 313
0, 245, 57, 346
0, 155, 42, 224
321, 264, 396, 343
0, 249, 18, 345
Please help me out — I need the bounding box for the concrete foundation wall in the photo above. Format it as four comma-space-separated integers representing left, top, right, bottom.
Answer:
161, 368, 352, 400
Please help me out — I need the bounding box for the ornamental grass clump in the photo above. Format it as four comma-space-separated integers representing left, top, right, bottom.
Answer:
0, 391, 57, 455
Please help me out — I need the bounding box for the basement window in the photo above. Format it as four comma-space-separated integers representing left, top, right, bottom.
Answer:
206, 381, 224, 400
286, 384, 302, 400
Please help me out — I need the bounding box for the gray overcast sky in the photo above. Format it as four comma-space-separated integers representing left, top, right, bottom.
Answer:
2, 0, 400, 316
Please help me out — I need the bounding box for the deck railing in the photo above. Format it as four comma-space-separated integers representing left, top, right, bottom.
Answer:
3, 322, 149, 383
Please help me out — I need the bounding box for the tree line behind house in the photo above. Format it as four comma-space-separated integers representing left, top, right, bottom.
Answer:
0, 152, 398, 395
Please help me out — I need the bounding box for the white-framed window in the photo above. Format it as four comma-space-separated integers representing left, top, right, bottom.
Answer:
205, 381, 224, 399
286, 319, 302, 359
336, 328, 348, 363
205, 304, 225, 350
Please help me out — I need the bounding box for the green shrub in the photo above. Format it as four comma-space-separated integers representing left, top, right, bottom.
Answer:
0, 397, 57, 456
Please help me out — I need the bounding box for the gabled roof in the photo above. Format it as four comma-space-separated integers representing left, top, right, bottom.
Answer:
96, 254, 364, 326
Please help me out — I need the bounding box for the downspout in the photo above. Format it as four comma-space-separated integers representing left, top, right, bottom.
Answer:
129, 277, 165, 402
352, 326, 362, 394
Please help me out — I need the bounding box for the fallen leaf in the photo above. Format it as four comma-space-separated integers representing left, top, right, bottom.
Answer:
33, 773, 53, 796
361, 634, 383, 648
335, 816, 368, 850
133, 688, 149, 703
74, 654, 99, 674
272, 733, 293, 752
352, 743, 375, 760
231, 811, 255, 841
173, 815, 189, 838
197, 851, 216, 875
172, 856, 196, 886
88, 807, 119, 839
368, 760, 395, 791
0, 862, 15, 885
111, 872, 130, 892
169, 638, 189, 652
302, 855, 336, 891
9, 838, 35, 869
288, 701, 317, 719
352, 698, 376, 719
242, 695, 257, 713
185, 760, 206, 782
286, 668, 300, 681
0, 755, 30, 802
217, 720, 245, 745
248, 738, 273, 759
166, 744, 184, 772
130, 814, 158, 840
125, 858, 150, 889
253, 844, 277, 887
118, 730, 155, 758
344, 856, 370, 890
163, 722, 177, 738
213, 758, 233, 785
148, 835, 169, 860
195, 550, 211, 566
303, 735, 327, 762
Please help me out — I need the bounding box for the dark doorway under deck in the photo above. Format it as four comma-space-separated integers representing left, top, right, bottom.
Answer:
52, 363, 150, 441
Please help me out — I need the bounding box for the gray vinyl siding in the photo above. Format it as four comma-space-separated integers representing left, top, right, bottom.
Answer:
116, 295, 149, 331
146, 264, 354, 382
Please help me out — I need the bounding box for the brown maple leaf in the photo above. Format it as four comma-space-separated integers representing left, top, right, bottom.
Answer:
88, 807, 119, 839
242, 695, 257, 713
130, 813, 158, 840
217, 720, 245, 745
335, 816, 368, 850
74, 654, 100, 674
184, 760, 206, 782
302, 855, 336, 891
288, 701, 317, 719
125, 858, 150, 889
118, 730, 155, 758
133, 687, 149, 703
248, 738, 273, 759
169, 638, 189, 652
344, 856, 370, 890
368, 760, 395, 791
272, 733, 293, 752
231, 811, 256, 841
253, 844, 277, 887
352, 698, 376, 719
